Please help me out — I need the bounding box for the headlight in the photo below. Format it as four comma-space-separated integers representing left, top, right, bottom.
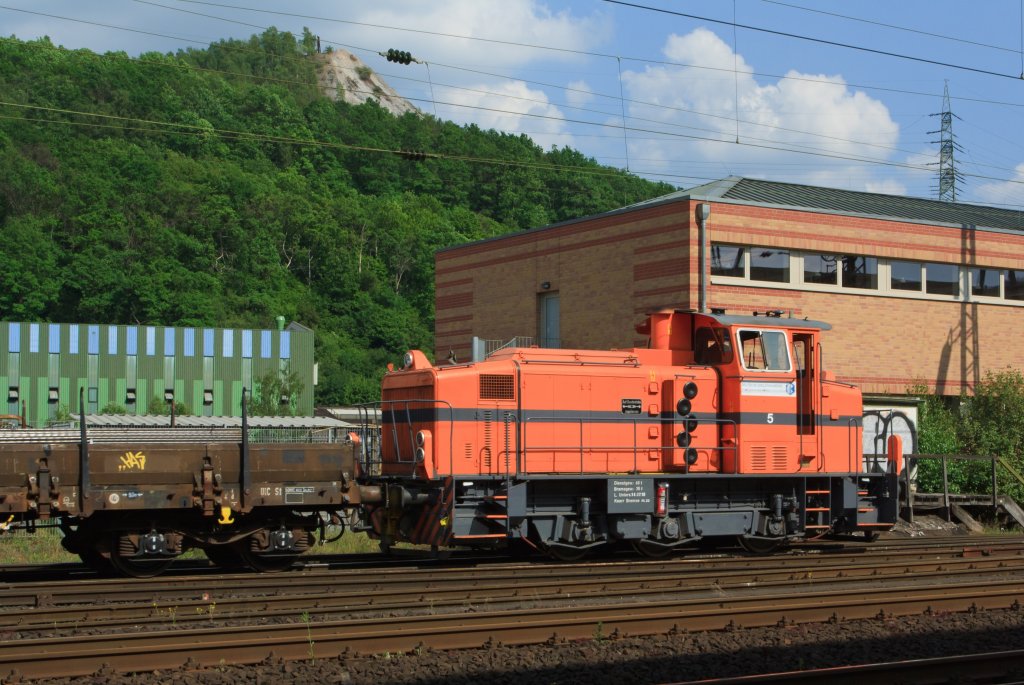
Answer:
403, 352, 414, 369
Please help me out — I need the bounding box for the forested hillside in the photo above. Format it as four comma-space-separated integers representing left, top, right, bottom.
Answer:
0, 29, 675, 405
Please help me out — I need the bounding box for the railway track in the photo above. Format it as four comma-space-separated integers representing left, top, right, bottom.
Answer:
680, 648, 1024, 685
2, 537, 1024, 679
3, 542, 1024, 631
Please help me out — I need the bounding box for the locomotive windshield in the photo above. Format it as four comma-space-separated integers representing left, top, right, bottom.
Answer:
694, 327, 733, 365
737, 329, 791, 372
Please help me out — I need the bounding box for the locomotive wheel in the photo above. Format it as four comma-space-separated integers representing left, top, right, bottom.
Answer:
543, 542, 589, 562
631, 540, 673, 558
860, 530, 881, 542
204, 544, 246, 570
737, 535, 786, 555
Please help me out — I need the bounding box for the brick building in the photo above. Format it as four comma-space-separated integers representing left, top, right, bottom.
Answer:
435, 177, 1024, 405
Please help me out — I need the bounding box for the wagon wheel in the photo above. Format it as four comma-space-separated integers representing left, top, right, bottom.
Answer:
107, 544, 175, 578
631, 540, 673, 558
736, 535, 786, 555
204, 544, 246, 570
78, 548, 115, 576
238, 536, 299, 573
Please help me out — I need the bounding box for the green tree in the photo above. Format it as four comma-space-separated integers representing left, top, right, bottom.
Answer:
251, 366, 306, 416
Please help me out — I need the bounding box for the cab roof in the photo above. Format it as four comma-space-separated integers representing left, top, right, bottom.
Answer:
690, 310, 833, 331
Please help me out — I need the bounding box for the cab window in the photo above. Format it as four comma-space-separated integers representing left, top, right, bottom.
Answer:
694, 327, 733, 365
738, 329, 791, 371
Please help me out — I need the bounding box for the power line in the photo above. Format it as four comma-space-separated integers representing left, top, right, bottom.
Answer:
123, 0, 1024, 106
761, 0, 1021, 55
0, 32, 935, 170
601, 0, 1024, 81
0, 4, 938, 162
4, 5, 1024, 200
6, 96, 1022, 190
9, 1, 1024, 115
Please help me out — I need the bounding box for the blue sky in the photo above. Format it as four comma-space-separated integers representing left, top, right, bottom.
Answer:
4, 0, 1024, 207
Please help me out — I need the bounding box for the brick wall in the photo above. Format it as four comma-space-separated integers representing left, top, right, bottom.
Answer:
436, 198, 1024, 396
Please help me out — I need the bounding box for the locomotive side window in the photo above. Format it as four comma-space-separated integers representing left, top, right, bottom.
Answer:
694, 327, 733, 365
737, 329, 791, 372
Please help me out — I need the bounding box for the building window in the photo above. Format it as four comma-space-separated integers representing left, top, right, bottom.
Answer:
750, 248, 789, 283
1006, 270, 1024, 301
841, 256, 877, 289
538, 291, 560, 348
971, 268, 1002, 298
925, 263, 959, 296
711, 244, 745, 277
891, 260, 923, 291
804, 253, 838, 285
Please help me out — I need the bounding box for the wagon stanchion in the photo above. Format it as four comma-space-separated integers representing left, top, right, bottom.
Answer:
78, 387, 89, 513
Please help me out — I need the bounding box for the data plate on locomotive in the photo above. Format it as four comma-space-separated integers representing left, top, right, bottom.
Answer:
607, 478, 654, 513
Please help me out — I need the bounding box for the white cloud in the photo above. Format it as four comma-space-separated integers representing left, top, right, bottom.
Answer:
439, 80, 574, 149
342, 0, 610, 67
565, 80, 594, 109
864, 179, 909, 196
974, 163, 1024, 206
620, 28, 901, 191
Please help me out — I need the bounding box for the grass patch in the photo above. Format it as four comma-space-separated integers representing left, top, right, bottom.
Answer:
0, 527, 77, 564
0, 525, 384, 566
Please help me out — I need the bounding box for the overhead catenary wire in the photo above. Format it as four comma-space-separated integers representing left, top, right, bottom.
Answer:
600, 0, 1024, 81
0, 9, 946, 165
762, 0, 1022, 55
3, 97, 1022, 192
2, 3, 1023, 203
7, 2, 1024, 116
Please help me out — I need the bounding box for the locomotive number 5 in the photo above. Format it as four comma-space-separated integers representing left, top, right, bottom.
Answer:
766, 413, 774, 424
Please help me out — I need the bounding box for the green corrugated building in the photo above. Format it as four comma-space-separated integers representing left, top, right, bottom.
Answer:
0, 320, 315, 427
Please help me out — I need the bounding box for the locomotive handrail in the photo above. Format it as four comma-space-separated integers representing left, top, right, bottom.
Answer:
376, 399, 455, 478
519, 415, 738, 476
520, 358, 638, 368
846, 416, 863, 474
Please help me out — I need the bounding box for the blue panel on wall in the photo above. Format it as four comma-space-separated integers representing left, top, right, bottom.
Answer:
8, 323, 20, 353
280, 331, 290, 359
223, 330, 233, 358
146, 327, 155, 356
126, 327, 138, 355
242, 330, 252, 359
184, 329, 195, 357
164, 328, 174, 356
261, 330, 272, 358
87, 326, 99, 355
49, 324, 60, 354
108, 327, 118, 355
69, 325, 78, 354
204, 329, 214, 357
29, 324, 39, 353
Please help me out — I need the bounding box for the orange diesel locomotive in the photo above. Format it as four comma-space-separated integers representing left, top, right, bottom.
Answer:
365, 309, 900, 559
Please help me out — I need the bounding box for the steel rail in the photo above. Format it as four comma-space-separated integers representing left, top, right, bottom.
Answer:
0, 540, 1021, 610
1, 540, 1023, 609
3, 574, 1024, 678
672, 648, 1024, 684
6, 552, 1024, 632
